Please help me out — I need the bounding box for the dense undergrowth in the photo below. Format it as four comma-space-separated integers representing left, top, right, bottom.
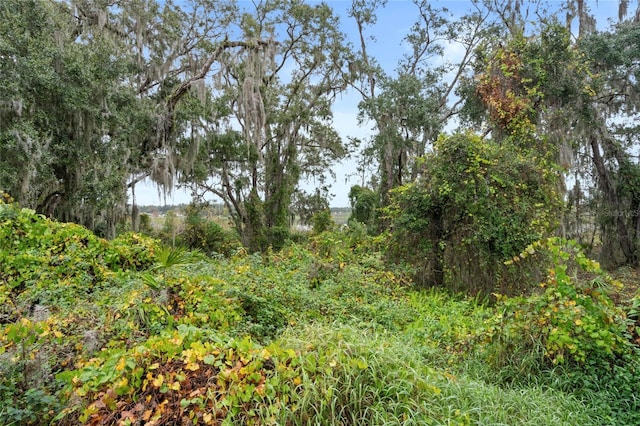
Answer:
1, 198, 640, 425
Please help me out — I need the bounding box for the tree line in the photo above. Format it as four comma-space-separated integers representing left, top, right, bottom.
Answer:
2, 0, 640, 289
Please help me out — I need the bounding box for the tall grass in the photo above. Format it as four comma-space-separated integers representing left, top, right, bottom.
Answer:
256, 324, 597, 425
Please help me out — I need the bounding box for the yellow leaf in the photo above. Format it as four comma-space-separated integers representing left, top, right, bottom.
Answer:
152, 374, 164, 388
293, 376, 302, 385
115, 377, 129, 392
116, 357, 126, 371
142, 409, 153, 421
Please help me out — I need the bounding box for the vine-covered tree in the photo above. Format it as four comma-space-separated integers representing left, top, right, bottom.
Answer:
386, 132, 560, 294
461, 2, 640, 267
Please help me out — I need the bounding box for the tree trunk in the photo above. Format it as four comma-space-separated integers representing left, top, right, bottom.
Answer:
589, 135, 636, 264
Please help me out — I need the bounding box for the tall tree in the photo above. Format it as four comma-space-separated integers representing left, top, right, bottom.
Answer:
575, 19, 640, 266
461, 1, 640, 267
185, 0, 354, 251
351, 1, 495, 215
0, 0, 244, 236
0, 0, 142, 237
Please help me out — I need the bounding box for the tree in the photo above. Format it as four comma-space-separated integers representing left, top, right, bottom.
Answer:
347, 185, 378, 234
292, 188, 331, 227
459, 2, 640, 267
386, 20, 579, 293
351, 1, 496, 216
185, 0, 354, 251
575, 20, 640, 266
386, 132, 560, 294
0, 0, 141, 237
0, 0, 243, 237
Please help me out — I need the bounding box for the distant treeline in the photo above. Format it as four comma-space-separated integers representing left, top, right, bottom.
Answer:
138, 204, 350, 217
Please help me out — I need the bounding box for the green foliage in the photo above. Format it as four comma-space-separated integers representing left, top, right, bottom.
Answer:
487, 238, 630, 369
0, 201, 158, 312
109, 232, 158, 271
267, 324, 595, 426
265, 226, 290, 251
1, 194, 638, 425
52, 322, 597, 426
562, 354, 640, 426
182, 203, 240, 256
158, 210, 182, 247
292, 188, 330, 226
385, 132, 561, 294
138, 213, 153, 235
310, 209, 334, 235
0, 0, 143, 235
348, 185, 379, 234
140, 246, 197, 291
0, 385, 61, 426
483, 241, 640, 425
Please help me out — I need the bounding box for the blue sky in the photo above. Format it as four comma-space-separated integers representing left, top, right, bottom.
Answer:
133, 0, 622, 207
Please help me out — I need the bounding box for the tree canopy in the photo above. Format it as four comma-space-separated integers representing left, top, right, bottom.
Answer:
2, 0, 640, 274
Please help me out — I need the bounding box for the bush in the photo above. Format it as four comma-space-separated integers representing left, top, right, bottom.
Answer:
479, 238, 640, 425
182, 203, 240, 256
138, 213, 153, 235
311, 209, 334, 235
265, 225, 290, 251
385, 132, 561, 295
0, 201, 158, 311
348, 185, 379, 234
485, 238, 632, 374
0, 385, 61, 426
0, 200, 161, 424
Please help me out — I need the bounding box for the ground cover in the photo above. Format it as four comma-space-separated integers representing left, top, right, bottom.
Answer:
1, 199, 639, 425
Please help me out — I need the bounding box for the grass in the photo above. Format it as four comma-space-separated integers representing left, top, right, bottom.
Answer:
1, 203, 638, 425
258, 324, 598, 425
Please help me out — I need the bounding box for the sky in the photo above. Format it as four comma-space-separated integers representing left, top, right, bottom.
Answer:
132, 0, 622, 207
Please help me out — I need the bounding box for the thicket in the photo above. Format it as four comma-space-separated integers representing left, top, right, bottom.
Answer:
1, 196, 639, 425
149, 203, 241, 257
385, 132, 560, 295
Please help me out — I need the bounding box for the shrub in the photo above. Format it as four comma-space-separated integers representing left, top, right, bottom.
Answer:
264, 225, 290, 251
486, 238, 632, 373
348, 185, 379, 234
311, 209, 334, 235
385, 132, 561, 295
0, 201, 158, 311
138, 213, 153, 235
477, 239, 640, 425
182, 203, 240, 256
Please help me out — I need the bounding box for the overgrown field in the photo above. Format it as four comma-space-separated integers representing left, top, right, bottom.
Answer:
1, 200, 639, 425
